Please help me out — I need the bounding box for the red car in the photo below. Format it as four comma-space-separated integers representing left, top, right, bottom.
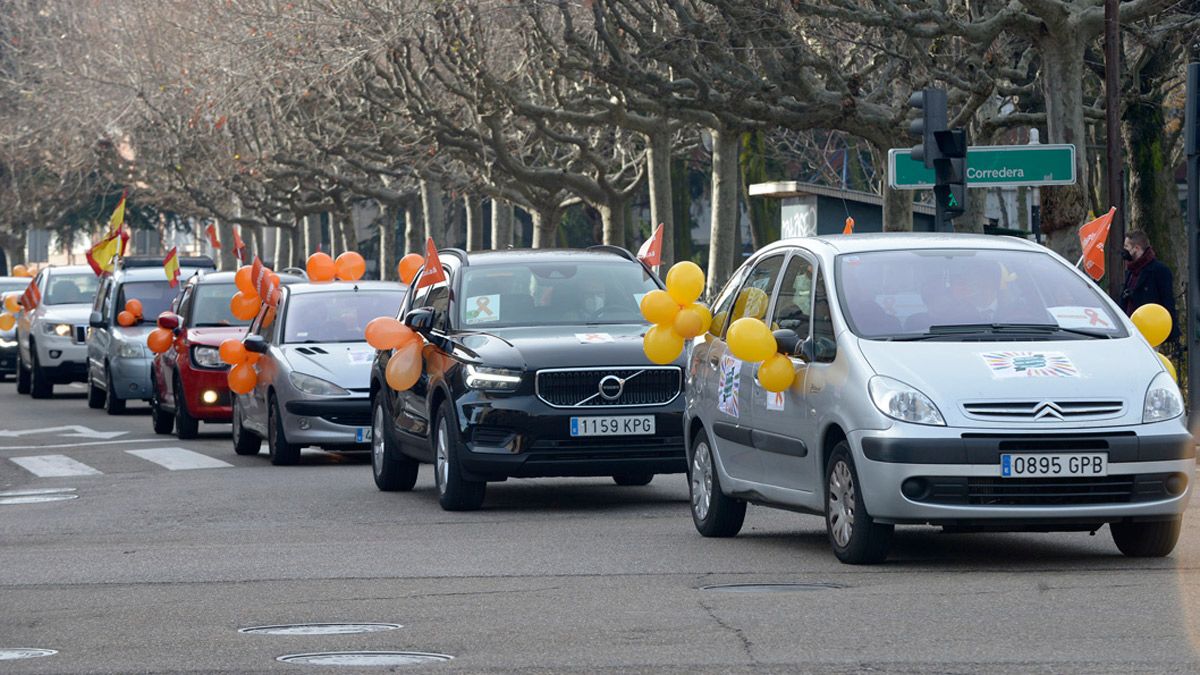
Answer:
150, 270, 301, 438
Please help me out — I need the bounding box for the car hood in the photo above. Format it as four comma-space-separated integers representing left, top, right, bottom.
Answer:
450, 323, 682, 370
187, 326, 247, 347
281, 342, 375, 389
37, 304, 92, 324
855, 336, 1167, 428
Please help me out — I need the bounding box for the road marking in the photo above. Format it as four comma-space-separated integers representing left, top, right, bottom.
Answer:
0, 425, 127, 440
0, 438, 160, 451
126, 447, 232, 471
10, 455, 102, 477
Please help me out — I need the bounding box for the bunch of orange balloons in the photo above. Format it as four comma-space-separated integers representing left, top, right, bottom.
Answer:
147, 313, 177, 355
219, 337, 261, 395
306, 251, 366, 283
639, 261, 711, 364
0, 292, 20, 330
117, 299, 144, 327
9, 264, 33, 278
364, 316, 423, 391
231, 261, 280, 323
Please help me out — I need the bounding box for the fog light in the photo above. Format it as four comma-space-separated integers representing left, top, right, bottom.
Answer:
49, 350, 62, 359
202, 390, 218, 405
298, 417, 311, 430
901, 477, 928, 500
1166, 473, 1189, 496
128, 382, 138, 391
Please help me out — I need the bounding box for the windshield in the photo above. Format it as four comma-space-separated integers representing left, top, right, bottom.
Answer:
835, 249, 1128, 340
458, 261, 658, 328
190, 283, 248, 327
0, 281, 28, 295
283, 290, 406, 343
116, 281, 180, 320
44, 274, 99, 305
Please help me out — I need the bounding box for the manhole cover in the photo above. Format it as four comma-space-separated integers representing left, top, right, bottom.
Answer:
277, 651, 453, 666
0, 488, 76, 496
700, 582, 847, 593
240, 623, 403, 636
0, 494, 78, 505
0, 648, 57, 661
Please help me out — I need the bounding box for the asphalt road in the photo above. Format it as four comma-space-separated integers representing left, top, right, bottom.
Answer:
2, 381, 1199, 674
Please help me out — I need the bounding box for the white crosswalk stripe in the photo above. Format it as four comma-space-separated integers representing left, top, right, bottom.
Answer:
10, 455, 103, 477
125, 447, 233, 471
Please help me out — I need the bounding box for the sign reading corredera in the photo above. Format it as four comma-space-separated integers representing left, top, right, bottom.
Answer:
888, 144, 1076, 189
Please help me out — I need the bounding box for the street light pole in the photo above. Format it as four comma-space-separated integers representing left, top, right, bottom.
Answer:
1104, 0, 1124, 300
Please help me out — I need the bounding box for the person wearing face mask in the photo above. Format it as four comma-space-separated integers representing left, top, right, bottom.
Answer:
580, 277, 607, 317
1120, 230, 1177, 342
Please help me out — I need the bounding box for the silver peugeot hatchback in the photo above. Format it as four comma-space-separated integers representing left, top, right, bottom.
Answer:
685, 233, 1193, 564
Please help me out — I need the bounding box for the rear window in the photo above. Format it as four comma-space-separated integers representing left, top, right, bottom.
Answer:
189, 283, 248, 327
44, 274, 99, 305
283, 290, 406, 343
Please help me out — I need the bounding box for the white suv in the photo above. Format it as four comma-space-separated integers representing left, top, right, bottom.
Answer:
16, 265, 100, 398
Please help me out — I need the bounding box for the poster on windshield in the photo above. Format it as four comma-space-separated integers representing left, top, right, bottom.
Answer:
981, 351, 1080, 378
465, 295, 500, 324
1047, 306, 1113, 330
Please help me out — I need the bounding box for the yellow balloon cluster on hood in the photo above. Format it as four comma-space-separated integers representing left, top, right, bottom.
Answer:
640, 262, 710, 364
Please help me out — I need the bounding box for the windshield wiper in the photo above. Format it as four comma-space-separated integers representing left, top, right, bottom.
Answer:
891, 323, 1110, 341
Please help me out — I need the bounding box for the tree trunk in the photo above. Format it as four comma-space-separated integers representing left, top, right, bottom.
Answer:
274, 222, 294, 270
647, 129, 674, 267
420, 177, 445, 244
217, 221, 237, 271
707, 125, 741, 297
531, 207, 560, 248
671, 158, 694, 264
491, 199, 513, 251
379, 204, 398, 281
465, 196, 484, 251
250, 225, 264, 263
955, 190, 987, 234
404, 199, 423, 254
597, 200, 627, 248
337, 212, 356, 253
881, 183, 915, 231
444, 196, 464, 249
303, 214, 322, 256
1037, 35, 1091, 262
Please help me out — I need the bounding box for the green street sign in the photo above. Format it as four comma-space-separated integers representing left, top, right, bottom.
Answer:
888, 144, 1076, 189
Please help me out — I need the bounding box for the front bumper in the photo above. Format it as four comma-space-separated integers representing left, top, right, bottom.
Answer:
178, 366, 233, 421
850, 421, 1195, 526
33, 334, 89, 382
282, 397, 372, 449
454, 391, 687, 480
0, 340, 16, 374
109, 356, 155, 400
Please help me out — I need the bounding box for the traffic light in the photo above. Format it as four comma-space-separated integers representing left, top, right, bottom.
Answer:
907, 88, 947, 167
933, 128, 968, 217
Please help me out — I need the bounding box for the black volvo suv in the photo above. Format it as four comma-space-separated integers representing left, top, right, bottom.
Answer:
369, 246, 687, 510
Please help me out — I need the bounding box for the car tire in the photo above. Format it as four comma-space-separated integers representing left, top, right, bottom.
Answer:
103, 366, 126, 415
150, 397, 174, 435
689, 429, 746, 537
231, 398, 262, 456
825, 442, 893, 565
613, 473, 654, 486
267, 394, 300, 466
29, 347, 52, 399
173, 377, 199, 440
372, 396, 418, 492
86, 374, 105, 409
433, 406, 485, 511
1110, 518, 1182, 558
16, 355, 31, 394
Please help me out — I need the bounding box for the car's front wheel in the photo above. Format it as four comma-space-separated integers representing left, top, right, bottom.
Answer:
434, 406, 485, 511
86, 373, 104, 409
825, 442, 892, 564
372, 397, 418, 491
29, 347, 52, 399
16, 352, 31, 394
267, 394, 300, 465
689, 429, 745, 537
1111, 518, 1181, 557
231, 398, 262, 456
150, 397, 174, 435
103, 366, 126, 415
173, 377, 199, 439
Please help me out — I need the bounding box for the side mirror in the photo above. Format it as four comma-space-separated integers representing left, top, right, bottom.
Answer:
404, 307, 436, 334
157, 312, 181, 331
89, 311, 107, 329
243, 335, 268, 354
801, 336, 837, 363
773, 329, 803, 358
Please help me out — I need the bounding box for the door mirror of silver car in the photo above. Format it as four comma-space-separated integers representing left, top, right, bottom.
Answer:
243, 335, 268, 354
156, 312, 181, 331
773, 329, 804, 357
404, 307, 436, 334
89, 311, 107, 328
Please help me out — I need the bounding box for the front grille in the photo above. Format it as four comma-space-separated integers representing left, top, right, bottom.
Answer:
916, 473, 1175, 506
962, 400, 1123, 421
321, 412, 371, 427
527, 435, 685, 463
74, 325, 87, 344
536, 367, 681, 408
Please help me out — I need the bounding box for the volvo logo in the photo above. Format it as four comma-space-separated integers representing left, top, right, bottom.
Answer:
598, 375, 625, 401
1033, 401, 1065, 421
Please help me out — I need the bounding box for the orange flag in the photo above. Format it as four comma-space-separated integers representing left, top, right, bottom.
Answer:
232, 228, 246, 262
415, 238, 446, 290
843, 217, 855, 235
1078, 207, 1115, 281
637, 223, 664, 266
206, 223, 222, 250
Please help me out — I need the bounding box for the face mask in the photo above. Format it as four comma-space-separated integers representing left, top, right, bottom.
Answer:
583, 295, 603, 313
1120, 249, 1134, 262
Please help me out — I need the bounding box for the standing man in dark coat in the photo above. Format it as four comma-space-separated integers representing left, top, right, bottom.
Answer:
1121, 230, 1177, 342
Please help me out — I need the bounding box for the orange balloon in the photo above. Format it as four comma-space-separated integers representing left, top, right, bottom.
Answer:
0, 313, 14, 331
117, 311, 137, 327
335, 252, 366, 281
3, 294, 19, 313
385, 341, 423, 391
228, 362, 257, 395
219, 338, 247, 365
235, 267, 256, 296
147, 328, 173, 354
11, 264, 28, 277
364, 317, 414, 351
307, 252, 335, 282
230, 291, 261, 321
244, 352, 261, 365
125, 299, 143, 318
398, 253, 424, 285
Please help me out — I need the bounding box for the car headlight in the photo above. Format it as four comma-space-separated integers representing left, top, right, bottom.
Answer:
1143, 371, 1184, 423
44, 323, 72, 337
868, 376, 945, 426
289, 371, 350, 396
115, 338, 144, 359
0, 337, 16, 348
465, 364, 522, 391
191, 346, 224, 369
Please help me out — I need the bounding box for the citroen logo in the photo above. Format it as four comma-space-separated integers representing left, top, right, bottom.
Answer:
1033, 401, 1065, 421
598, 375, 625, 401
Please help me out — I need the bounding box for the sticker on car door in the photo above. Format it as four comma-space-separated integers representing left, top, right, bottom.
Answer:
717, 354, 742, 418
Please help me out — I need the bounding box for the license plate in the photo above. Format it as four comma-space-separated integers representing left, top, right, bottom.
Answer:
355, 427, 373, 443
570, 415, 655, 437
1000, 453, 1107, 478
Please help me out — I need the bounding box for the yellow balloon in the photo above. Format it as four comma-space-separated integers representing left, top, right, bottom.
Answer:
1158, 352, 1177, 382
710, 311, 728, 337
3, 294, 19, 313
733, 287, 769, 321
643, 324, 684, 364
674, 302, 712, 339
665, 261, 705, 306
758, 353, 795, 393
727, 317, 777, 363
1131, 303, 1171, 348
0, 312, 14, 331
640, 289, 681, 326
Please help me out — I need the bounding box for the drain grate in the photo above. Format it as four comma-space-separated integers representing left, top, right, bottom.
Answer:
277, 651, 453, 666
699, 582, 847, 593
240, 623, 402, 636
0, 648, 57, 661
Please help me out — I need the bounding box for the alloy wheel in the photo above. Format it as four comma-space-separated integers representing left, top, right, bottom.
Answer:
691, 441, 713, 521
828, 460, 856, 548
372, 404, 386, 476
435, 418, 449, 494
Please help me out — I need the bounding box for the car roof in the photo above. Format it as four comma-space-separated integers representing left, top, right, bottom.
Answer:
185, 270, 306, 286
285, 280, 406, 295
462, 248, 639, 267
116, 265, 211, 283
760, 233, 1043, 258
40, 265, 95, 276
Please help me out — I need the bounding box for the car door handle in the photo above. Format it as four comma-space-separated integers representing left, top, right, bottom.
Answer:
809, 382, 823, 393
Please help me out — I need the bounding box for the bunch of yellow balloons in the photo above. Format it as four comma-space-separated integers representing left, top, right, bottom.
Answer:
1131, 303, 1176, 381
727, 315, 795, 393
640, 262, 711, 364
0, 292, 21, 330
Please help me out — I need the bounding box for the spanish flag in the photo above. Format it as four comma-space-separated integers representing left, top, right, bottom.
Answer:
164, 247, 180, 288
86, 192, 129, 276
